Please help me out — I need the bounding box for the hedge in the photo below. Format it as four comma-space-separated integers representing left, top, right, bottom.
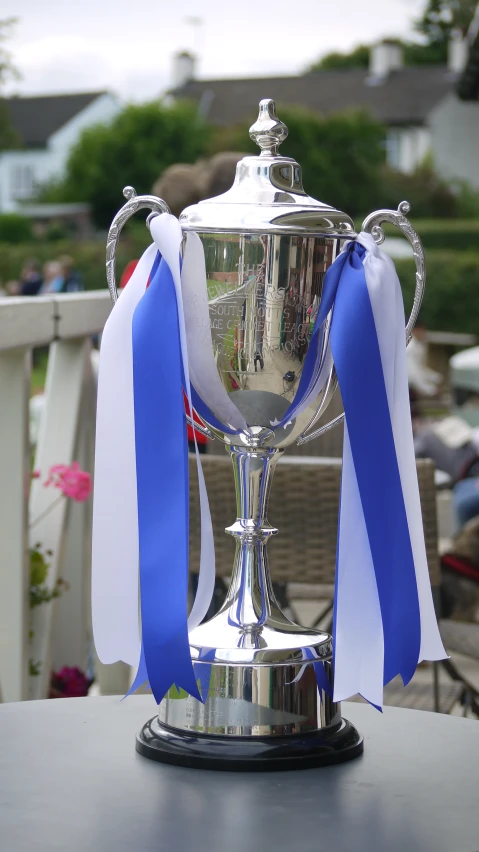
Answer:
395, 250, 479, 337
354, 219, 479, 253
0, 214, 34, 244
1, 236, 478, 339
0, 226, 151, 292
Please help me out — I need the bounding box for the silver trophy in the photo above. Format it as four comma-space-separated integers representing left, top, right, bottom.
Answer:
107, 99, 425, 769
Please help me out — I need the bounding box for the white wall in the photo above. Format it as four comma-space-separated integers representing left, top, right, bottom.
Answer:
428, 93, 479, 188
0, 149, 52, 213
0, 93, 122, 213
48, 93, 120, 172
386, 127, 431, 173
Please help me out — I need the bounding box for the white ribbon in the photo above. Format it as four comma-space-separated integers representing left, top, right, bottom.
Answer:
92, 244, 156, 666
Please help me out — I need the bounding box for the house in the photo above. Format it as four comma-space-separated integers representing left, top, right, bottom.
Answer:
0, 91, 121, 214
171, 41, 479, 188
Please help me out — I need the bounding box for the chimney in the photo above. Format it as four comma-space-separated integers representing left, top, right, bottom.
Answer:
369, 40, 403, 80
448, 30, 468, 74
171, 51, 196, 89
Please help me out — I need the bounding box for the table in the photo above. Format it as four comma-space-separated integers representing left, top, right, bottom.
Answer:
0, 696, 478, 852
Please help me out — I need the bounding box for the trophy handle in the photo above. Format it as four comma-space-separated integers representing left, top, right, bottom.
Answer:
105, 186, 213, 440
106, 185, 170, 305
297, 200, 425, 446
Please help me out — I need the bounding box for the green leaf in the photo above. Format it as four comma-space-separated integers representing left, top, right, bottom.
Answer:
29, 548, 49, 586
29, 659, 41, 677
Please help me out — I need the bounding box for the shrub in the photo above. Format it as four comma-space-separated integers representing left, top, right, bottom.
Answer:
376, 165, 459, 219
395, 250, 479, 337
372, 220, 479, 253
0, 214, 33, 243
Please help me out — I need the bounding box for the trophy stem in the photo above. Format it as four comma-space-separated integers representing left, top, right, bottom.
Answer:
141, 441, 364, 767
222, 445, 283, 633
139, 439, 364, 766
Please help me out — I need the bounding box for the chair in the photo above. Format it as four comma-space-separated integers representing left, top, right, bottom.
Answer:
438, 621, 479, 716
188, 453, 465, 714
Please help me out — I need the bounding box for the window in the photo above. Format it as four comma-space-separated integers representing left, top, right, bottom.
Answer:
10, 165, 34, 199
385, 131, 401, 170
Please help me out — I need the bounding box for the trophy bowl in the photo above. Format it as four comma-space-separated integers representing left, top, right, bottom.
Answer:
105, 99, 425, 770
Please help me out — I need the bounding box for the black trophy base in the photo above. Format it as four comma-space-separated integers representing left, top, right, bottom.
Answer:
136, 717, 364, 772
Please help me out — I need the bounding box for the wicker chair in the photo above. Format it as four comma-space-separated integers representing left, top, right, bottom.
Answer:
189, 455, 439, 586
189, 453, 463, 713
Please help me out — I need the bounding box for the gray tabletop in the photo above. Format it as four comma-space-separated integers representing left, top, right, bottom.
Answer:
1, 696, 479, 852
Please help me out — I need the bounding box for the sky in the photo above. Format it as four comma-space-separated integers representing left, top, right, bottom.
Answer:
2, 0, 426, 103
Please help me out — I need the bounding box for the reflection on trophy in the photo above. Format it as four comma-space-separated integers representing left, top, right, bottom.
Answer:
100, 98, 429, 770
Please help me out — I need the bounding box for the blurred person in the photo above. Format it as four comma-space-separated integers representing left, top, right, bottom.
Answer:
6, 280, 21, 296
414, 416, 478, 480
59, 255, 83, 293
407, 320, 442, 400
20, 258, 43, 296
40, 260, 64, 294
415, 415, 479, 528
440, 516, 479, 622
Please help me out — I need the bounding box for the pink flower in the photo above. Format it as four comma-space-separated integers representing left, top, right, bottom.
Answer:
50, 666, 92, 698
44, 462, 92, 502
31, 470, 41, 479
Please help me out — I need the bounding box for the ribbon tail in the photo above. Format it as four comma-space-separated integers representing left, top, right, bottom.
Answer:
333, 426, 385, 707
132, 254, 200, 704
193, 648, 216, 701
150, 215, 217, 634
91, 244, 157, 668
332, 239, 444, 708
358, 233, 446, 664
304, 648, 333, 699
125, 642, 149, 697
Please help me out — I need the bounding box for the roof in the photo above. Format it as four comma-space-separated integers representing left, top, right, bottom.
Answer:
3, 92, 108, 148
173, 66, 454, 127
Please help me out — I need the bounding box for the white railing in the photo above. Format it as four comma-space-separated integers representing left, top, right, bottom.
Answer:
0, 292, 111, 702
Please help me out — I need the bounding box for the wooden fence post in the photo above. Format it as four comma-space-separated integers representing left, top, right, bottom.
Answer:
0, 350, 31, 702
29, 339, 90, 699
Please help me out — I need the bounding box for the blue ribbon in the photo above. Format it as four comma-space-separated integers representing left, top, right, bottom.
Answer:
329, 243, 421, 685
193, 648, 216, 701
304, 648, 333, 699
131, 256, 201, 704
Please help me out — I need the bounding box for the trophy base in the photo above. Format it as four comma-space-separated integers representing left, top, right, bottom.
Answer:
136, 716, 363, 771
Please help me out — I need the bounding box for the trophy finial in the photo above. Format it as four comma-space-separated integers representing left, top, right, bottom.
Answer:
249, 98, 288, 157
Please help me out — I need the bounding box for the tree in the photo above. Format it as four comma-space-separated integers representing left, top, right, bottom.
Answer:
305, 0, 477, 71
305, 38, 446, 72
416, 0, 477, 41
43, 100, 211, 227
208, 105, 386, 218
0, 17, 21, 150
307, 45, 369, 73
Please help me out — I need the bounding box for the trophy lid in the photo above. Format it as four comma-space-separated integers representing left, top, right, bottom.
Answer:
179, 98, 356, 237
